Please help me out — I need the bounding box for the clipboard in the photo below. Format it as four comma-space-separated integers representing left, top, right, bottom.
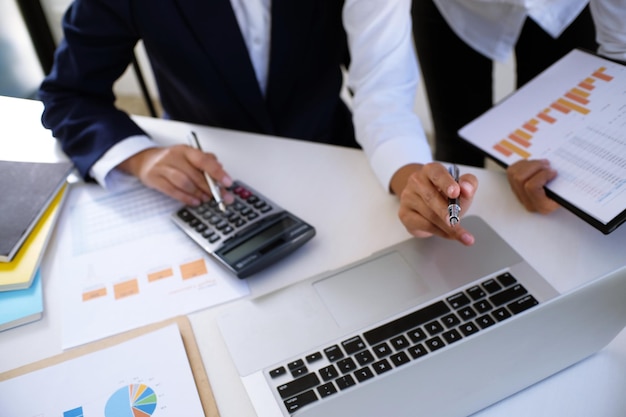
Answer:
0, 316, 220, 417
459, 49, 626, 234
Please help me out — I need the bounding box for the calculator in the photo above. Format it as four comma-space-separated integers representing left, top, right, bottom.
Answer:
171, 180, 316, 278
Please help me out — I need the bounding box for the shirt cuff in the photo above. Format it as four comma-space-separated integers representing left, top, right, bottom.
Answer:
368, 134, 433, 192
90, 135, 157, 190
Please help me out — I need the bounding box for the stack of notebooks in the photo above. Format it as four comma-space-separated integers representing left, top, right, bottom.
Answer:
0, 160, 73, 332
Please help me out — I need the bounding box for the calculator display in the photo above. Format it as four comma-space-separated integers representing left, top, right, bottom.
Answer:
221, 216, 298, 264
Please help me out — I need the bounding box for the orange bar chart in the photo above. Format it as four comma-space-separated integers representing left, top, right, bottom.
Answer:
492, 65, 613, 159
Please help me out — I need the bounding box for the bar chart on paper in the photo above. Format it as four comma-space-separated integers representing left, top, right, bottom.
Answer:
53, 182, 249, 348
459, 49, 626, 230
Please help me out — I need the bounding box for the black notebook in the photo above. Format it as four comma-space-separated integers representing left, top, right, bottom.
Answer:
0, 160, 73, 262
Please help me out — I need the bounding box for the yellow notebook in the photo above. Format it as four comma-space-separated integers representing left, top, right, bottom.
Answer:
0, 184, 68, 291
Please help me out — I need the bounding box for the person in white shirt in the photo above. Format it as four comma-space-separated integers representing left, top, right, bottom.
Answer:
40, 0, 478, 246
412, 0, 626, 214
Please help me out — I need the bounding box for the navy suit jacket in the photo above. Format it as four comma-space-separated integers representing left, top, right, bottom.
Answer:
39, 0, 355, 180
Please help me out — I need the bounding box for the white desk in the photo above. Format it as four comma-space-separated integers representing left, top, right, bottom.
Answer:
1, 95, 625, 416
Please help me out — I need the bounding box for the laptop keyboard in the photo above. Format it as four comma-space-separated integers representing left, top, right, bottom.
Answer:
267, 271, 539, 414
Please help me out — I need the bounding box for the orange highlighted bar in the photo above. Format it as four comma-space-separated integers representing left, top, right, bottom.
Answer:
523, 120, 539, 132
551, 101, 571, 114
537, 110, 557, 123
493, 143, 513, 157
508, 133, 531, 148
570, 87, 590, 98
565, 91, 589, 105
114, 278, 139, 299
578, 78, 595, 90
180, 259, 208, 280
593, 67, 613, 81
498, 140, 530, 159
513, 129, 532, 140
557, 98, 590, 115
82, 287, 107, 301
148, 267, 174, 282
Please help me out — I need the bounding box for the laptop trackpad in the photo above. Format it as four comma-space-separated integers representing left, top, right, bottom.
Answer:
313, 252, 431, 329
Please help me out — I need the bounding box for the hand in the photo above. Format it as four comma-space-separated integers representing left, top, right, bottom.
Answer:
393, 163, 478, 246
506, 159, 559, 214
117, 144, 233, 206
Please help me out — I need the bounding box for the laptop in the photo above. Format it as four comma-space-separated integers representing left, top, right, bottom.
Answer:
216, 216, 626, 417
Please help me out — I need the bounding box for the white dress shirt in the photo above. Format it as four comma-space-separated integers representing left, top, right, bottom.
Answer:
91, 0, 431, 192
433, 0, 626, 62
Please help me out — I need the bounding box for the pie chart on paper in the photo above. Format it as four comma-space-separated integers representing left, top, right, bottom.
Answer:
105, 383, 158, 417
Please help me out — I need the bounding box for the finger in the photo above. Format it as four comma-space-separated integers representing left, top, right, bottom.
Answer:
523, 169, 559, 214
187, 147, 233, 187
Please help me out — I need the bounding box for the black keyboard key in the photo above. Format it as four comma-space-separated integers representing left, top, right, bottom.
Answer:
408, 343, 428, 359
424, 320, 444, 335
335, 375, 356, 390
319, 365, 339, 381
324, 345, 344, 362
390, 351, 411, 367
447, 292, 471, 309
277, 373, 320, 399
354, 367, 375, 382
467, 285, 486, 300
352, 351, 372, 367
497, 272, 517, 287
407, 327, 427, 343
291, 367, 308, 377
508, 294, 539, 314
372, 342, 392, 358
336, 357, 357, 374
492, 307, 512, 321
425, 336, 445, 351
317, 383, 338, 398
284, 390, 318, 413
363, 301, 450, 345
372, 358, 393, 374
442, 329, 462, 344
269, 366, 286, 378
457, 306, 477, 320
476, 314, 496, 329
441, 313, 461, 328
489, 284, 528, 306
342, 336, 366, 354
459, 322, 479, 336
288, 359, 305, 371
473, 299, 493, 314
390, 335, 410, 350
306, 352, 323, 363
481, 278, 502, 294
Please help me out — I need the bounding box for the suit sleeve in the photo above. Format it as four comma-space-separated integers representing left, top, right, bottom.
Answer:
39, 0, 148, 181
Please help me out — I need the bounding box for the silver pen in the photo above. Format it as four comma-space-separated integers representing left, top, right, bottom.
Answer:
447, 164, 461, 227
188, 131, 226, 212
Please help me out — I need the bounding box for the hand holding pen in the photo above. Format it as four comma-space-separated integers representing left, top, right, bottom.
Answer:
188, 131, 229, 212
396, 162, 478, 246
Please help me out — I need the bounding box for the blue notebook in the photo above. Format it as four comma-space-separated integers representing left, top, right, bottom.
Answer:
0, 269, 43, 332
